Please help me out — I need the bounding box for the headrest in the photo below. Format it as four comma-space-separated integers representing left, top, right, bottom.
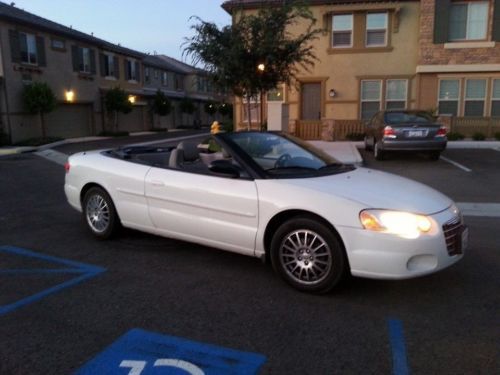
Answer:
177, 141, 199, 162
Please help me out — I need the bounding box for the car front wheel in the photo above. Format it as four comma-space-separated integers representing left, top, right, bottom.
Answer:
82, 187, 119, 239
270, 217, 348, 293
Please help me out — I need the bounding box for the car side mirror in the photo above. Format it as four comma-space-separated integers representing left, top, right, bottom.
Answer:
209, 159, 241, 178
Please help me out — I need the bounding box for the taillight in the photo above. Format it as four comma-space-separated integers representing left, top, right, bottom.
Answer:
436, 127, 447, 136
64, 162, 70, 173
383, 126, 396, 138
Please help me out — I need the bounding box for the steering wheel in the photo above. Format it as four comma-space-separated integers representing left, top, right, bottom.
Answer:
274, 153, 292, 168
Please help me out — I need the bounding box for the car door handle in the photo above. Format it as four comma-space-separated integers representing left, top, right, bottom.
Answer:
150, 180, 164, 187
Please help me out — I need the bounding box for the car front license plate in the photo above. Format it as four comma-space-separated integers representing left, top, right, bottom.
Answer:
407, 130, 424, 137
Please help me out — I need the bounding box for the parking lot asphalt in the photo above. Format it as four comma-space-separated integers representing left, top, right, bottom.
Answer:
0, 147, 499, 374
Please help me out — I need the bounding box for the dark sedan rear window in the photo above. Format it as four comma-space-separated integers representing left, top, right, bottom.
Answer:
384, 112, 434, 125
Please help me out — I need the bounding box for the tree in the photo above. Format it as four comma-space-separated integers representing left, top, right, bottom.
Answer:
22, 82, 57, 139
104, 87, 132, 132
183, 1, 322, 129
218, 102, 233, 117
204, 101, 218, 116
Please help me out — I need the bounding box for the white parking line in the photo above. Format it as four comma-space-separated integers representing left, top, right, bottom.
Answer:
457, 203, 500, 218
440, 156, 472, 172
34, 149, 68, 166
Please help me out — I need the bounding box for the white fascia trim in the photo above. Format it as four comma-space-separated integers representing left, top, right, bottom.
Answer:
417, 64, 500, 73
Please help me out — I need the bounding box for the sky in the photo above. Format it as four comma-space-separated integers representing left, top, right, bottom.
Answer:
11, 0, 231, 62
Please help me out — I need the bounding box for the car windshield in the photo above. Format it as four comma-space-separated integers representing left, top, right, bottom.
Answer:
384, 111, 434, 124
224, 132, 353, 177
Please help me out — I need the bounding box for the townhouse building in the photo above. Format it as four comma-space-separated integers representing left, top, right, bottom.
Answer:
0, 2, 223, 144
222, 0, 500, 139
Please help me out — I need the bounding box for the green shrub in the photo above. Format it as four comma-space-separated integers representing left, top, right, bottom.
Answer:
151, 90, 172, 117
14, 137, 63, 146
472, 132, 486, 141
98, 131, 129, 137
223, 121, 234, 132
345, 132, 366, 141
447, 132, 465, 141
494, 132, 500, 141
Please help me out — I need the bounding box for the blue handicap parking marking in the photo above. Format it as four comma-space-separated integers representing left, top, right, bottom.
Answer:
76, 329, 267, 375
0, 245, 106, 315
387, 318, 410, 375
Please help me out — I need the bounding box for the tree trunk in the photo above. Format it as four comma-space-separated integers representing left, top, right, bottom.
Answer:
40, 112, 46, 139
260, 90, 265, 131
114, 111, 118, 132
246, 94, 252, 131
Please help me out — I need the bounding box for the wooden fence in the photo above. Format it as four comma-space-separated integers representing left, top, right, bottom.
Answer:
451, 117, 500, 138
295, 120, 323, 140
332, 120, 365, 141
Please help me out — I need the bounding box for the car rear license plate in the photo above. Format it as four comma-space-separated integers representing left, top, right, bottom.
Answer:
407, 130, 425, 137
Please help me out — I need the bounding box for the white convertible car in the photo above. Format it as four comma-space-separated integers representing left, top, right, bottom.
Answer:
64, 132, 467, 293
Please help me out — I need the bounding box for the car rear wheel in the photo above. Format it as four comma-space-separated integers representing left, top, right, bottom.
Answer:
364, 136, 373, 151
82, 187, 119, 239
270, 217, 348, 293
374, 141, 385, 160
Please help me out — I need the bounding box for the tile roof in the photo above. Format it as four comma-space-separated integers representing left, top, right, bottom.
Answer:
0, 1, 144, 58
142, 55, 186, 74
222, 0, 417, 13
156, 55, 205, 75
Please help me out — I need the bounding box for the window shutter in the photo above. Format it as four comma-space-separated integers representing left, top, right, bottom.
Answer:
124, 59, 129, 80
71, 45, 79, 71
113, 56, 120, 79
89, 49, 96, 74
433, 0, 451, 43
36, 36, 46, 66
9, 30, 21, 63
493, 0, 500, 41
99, 53, 106, 76
135, 61, 140, 82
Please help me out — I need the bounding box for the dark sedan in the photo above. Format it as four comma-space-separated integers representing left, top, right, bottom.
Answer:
364, 110, 447, 160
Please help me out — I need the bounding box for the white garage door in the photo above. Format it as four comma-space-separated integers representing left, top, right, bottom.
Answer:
45, 104, 92, 139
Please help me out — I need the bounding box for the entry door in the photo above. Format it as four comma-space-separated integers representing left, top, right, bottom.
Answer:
301, 83, 321, 120
145, 168, 259, 256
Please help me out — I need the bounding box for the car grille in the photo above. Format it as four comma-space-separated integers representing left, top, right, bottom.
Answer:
442, 216, 463, 256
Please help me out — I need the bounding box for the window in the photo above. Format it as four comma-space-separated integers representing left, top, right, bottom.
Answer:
175, 75, 184, 90
492, 80, 500, 117
197, 77, 208, 92
144, 67, 150, 83
449, 2, 488, 41
51, 38, 65, 51
385, 80, 407, 110
366, 13, 388, 47
161, 71, 168, 86
242, 96, 260, 123
332, 14, 353, 47
464, 79, 486, 117
438, 80, 460, 116
103, 54, 115, 77
20, 33, 37, 64
81, 47, 91, 73
360, 80, 381, 119
154, 69, 159, 79
126, 59, 138, 81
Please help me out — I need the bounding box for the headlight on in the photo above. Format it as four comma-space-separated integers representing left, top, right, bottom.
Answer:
360, 210, 433, 239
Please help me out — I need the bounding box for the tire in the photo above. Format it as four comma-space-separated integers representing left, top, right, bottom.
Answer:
82, 187, 120, 239
374, 141, 385, 161
429, 151, 440, 161
270, 216, 348, 294
364, 136, 373, 151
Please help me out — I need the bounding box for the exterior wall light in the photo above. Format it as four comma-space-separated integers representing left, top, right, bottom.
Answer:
128, 95, 136, 104
65, 90, 75, 102
329, 89, 337, 98
257, 63, 265, 72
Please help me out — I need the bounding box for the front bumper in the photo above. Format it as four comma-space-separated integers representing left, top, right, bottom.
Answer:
338, 206, 465, 279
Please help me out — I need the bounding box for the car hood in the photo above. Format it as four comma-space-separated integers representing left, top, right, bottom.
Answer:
280, 167, 452, 215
